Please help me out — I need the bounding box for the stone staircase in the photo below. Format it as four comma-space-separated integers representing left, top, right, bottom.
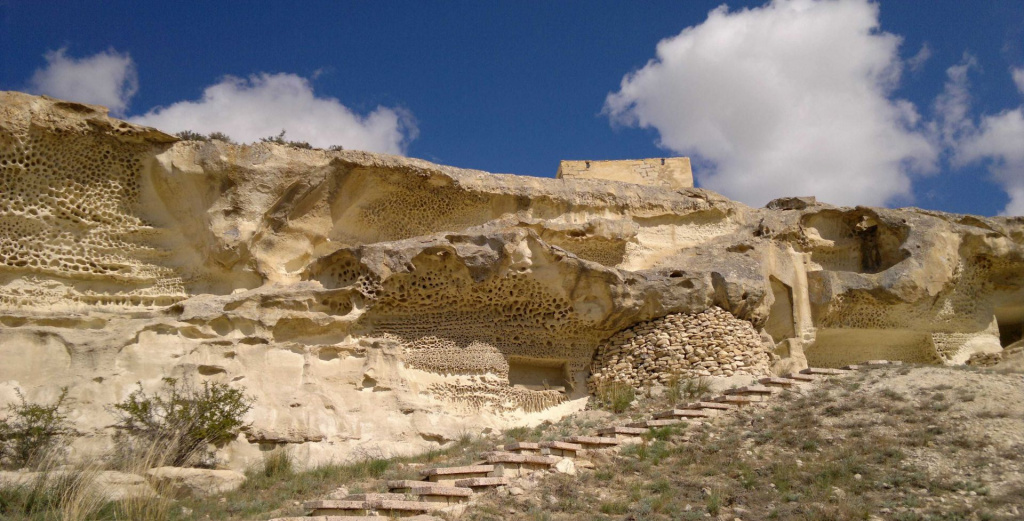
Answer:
267, 362, 899, 520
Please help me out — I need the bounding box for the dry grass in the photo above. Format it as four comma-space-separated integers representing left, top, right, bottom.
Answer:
465, 365, 1024, 521
4, 366, 1020, 521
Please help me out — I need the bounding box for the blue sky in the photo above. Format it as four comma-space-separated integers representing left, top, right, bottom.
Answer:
2, 1, 1023, 216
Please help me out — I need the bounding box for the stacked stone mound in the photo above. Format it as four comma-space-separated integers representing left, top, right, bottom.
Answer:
588, 307, 774, 391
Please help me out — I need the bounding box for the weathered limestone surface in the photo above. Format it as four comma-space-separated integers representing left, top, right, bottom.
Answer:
1, 92, 1023, 468
556, 157, 693, 190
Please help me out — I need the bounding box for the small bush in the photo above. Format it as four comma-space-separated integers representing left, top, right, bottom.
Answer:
595, 381, 635, 413
175, 130, 208, 141
111, 378, 253, 467
207, 131, 234, 143
0, 387, 72, 469
681, 377, 712, 400
261, 130, 312, 149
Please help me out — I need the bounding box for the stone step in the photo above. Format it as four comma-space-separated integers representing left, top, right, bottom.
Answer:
842, 360, 902, 370
342, 493, 407, 502
758, 377, 805, 387
271, 516, 442, 521
597, 426, 649, 438
387, 482, 473, 497
303, 500, 368, 515
388, 479, 429, 490
626, 419, 682, 428
403, 485, 473, 505
686, 401, 739, 410
455, 476, 511, 488
782, 373, 818, 382
483, 452, 559, 466
653, 408, 714, 419
539, 440, 583, 457
724, 385, 778, 396
801, 367, 851, 375
420, 464, 494, 485
564, 435, 621, 447
306, 498, 443, 515
713, 395, 757, 405
504, 442, 541, 453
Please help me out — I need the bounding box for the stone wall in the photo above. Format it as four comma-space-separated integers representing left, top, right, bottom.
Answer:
556, 157, 693, 190
588, 307, 775, 391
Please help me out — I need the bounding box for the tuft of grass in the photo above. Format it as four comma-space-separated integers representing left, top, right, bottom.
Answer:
595, 381, 635, 413
705, 489, 723, 515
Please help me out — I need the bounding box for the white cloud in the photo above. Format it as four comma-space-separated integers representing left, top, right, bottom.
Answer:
1012, 67, 1024, 96
907, 43, 932, 73
604, 0, 937, 207
28, 48, 138, 115
933, 54, 978, 147
943, 63, 1024, 216
131, 73, 416, 155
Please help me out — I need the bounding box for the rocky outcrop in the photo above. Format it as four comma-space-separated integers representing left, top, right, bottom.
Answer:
1, 91, 1023, 468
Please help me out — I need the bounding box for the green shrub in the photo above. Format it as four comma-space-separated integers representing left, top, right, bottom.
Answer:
0, 387, 72, 469
111, 378, 253, 467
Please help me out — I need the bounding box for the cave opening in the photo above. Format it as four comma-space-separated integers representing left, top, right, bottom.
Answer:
765, 276, 796, 343
995, 305, 1024, 348
508, 356, 569, 392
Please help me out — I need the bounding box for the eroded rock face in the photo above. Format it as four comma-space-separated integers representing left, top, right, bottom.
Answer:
1, 91, 1023, 468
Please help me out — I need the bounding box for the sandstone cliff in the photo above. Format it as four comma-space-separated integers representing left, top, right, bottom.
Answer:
1, 91, 1022, 468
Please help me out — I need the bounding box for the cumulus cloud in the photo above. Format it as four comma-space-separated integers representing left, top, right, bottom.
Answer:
941, 61, 1024, 216
1013, 67, 1024, 96
604, 0, 937, 207
28, 48, 138, 115
131, 73, 416, 155
933, 54, 978, 147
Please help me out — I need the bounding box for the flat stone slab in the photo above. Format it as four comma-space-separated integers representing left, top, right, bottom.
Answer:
421, 465, 494, 478
272, 517, 392, 521
504, 442, 541, 451
539, 440, 584, 451
406, 485, 473, 497
565, 435, 621, 446
627, 419, 682, 428
388, 479, 429, 490
455, 476, 511, 487
759, 377, 803, 386
687, 401, 738, 410
342, 493, 408, 502
801, 367, 850, 375
782, 373, 818, 382
597, 426, 648, 436
484, 452, 559, 465
277, 517, 443, 521
373, 499, 443, 512
725, 385, 778, 395
304, 500, 366, 511
653, 409, 713, 419
714, 395, 756, 405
